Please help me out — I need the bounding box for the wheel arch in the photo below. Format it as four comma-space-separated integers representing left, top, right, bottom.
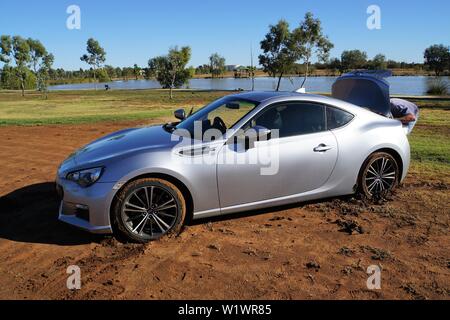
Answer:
109, 172, 194, 225
374, 147, 404, 179
356, 147, 404, 190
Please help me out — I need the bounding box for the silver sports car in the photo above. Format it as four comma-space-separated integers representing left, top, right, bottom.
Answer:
56, 73, 411, 242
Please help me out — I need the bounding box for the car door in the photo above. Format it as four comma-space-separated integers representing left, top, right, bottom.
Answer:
217, 101, 338, 210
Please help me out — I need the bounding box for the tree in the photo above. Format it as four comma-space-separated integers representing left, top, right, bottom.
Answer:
10, 36, 31, 96
143, 67, 152, 80
187, 66, 196, 78
0, 35, 12, 65
250, 45, 256, 91
97, 68, 110, 82
369, 54, 387, 70
0, 64, 36, 90
114, 67, 122, 78
27, 39, 47, 76
80, 38, 106, 90
341, 50, 368, 71
424, 44, 450, 76
387, 59, 400, 69
0, 35, 12, 90
1, 36, 32, 95
27, 38, 54, 96
195, 64, 210, 75
37, 53, 54, 98
0, 65, 12, 89
104, 65, 117, 79
328, 57, 342, 74
209, 53, 226, 78
259, 20, 300, 91
133, 64, 141, 80
148, 46, 192, 99
122, 67, 134, 80
291, 12, 333, 87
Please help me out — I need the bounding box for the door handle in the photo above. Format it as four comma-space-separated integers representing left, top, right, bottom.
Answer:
313, 144, 332, 152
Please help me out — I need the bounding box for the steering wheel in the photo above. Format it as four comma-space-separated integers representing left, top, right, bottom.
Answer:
213, 116, 227, 134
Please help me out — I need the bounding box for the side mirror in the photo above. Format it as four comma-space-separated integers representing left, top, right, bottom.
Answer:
234, 125, 272, 150
226, 102, 240, 110
174, 108, 186, 121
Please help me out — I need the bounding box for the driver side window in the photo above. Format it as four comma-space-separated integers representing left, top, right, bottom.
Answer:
250, 102, 326, 138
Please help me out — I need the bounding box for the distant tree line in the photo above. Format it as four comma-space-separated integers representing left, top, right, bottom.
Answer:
315, 50, 446, 76
1, 24, 449, 97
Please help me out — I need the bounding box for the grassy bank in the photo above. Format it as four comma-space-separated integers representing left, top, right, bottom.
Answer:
0, 89, 448, 178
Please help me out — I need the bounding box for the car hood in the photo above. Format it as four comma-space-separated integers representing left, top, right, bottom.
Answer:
60, 125, 176, 171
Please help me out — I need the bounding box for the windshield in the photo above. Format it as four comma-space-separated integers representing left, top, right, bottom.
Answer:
175, 96, 260, 139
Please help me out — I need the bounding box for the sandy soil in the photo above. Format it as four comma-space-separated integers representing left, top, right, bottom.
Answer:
0, 121, 448, 300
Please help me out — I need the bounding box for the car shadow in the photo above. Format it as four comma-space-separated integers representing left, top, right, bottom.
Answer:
0, 182, 355, 245
0, 182, 104, 246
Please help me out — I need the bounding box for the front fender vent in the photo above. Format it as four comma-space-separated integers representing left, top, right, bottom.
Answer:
178, 146, 215, 157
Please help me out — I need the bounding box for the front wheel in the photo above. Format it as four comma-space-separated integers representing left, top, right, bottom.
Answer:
112, 178, 186, 243
358, 152, 400, 199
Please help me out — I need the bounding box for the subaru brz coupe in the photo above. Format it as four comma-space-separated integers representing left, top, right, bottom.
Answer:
56, 72, 411, 242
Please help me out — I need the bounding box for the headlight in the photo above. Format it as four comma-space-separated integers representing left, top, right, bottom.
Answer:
66, 167, 104, 187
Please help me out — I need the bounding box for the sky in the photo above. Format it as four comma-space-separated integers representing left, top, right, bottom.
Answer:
0, 0, 449, 70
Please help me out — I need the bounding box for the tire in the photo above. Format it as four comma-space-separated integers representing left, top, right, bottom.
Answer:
358, 152, 400, 199
112, 178, 186, 243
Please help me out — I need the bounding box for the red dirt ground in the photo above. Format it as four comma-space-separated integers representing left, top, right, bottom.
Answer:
0, 121, 448, 300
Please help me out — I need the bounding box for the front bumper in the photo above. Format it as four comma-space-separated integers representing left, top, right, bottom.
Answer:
56, 176, 116, 234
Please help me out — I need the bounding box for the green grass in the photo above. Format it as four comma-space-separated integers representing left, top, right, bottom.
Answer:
410, 99, 450, 110
408, 106, 450, 180
0, 89, 229, 126
410, 132, 449, 163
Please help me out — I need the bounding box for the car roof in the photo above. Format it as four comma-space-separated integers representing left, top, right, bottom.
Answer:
226, 90, 384, 117
226, 91, 301, 103
226, 90, 354, 105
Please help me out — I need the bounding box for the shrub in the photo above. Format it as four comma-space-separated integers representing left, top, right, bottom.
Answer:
426, 77, 449, 95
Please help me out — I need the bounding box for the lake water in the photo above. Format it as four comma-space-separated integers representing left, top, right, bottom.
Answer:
49, 76, 449, 96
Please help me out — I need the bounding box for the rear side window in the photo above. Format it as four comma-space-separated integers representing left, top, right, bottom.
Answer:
326, 107, 354, 130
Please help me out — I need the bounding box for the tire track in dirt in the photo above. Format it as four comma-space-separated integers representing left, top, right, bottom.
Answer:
0, 122, 448, 299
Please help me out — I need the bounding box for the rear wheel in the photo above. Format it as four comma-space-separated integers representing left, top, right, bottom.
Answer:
359, 152, 400, 198
112, 178, 186, 243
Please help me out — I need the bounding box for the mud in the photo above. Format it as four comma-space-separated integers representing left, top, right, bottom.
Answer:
0, 121, 448, 300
